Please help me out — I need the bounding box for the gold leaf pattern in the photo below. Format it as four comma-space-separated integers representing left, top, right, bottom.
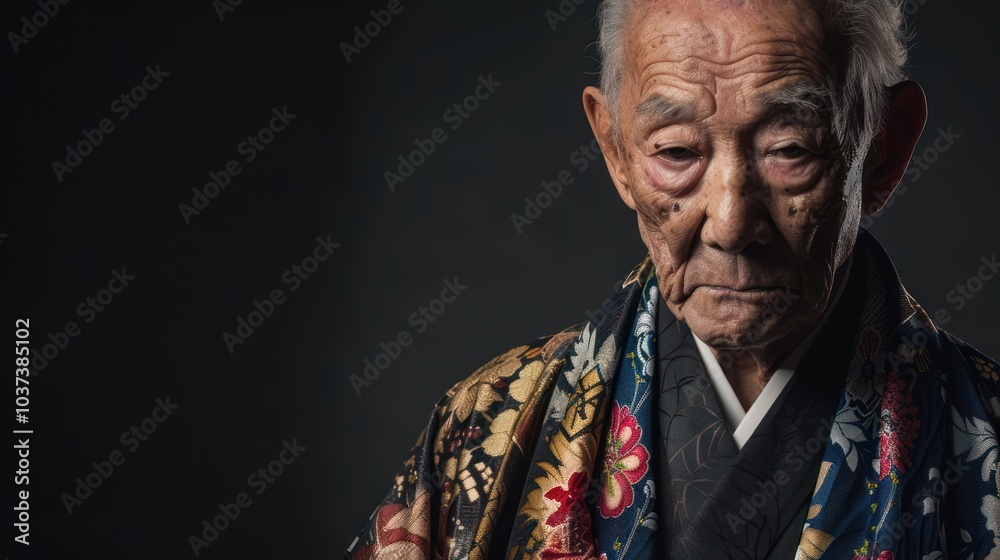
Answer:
796, 527, 834, 559
509, 361, 545, 402
482, 410, 519, 457
975, 355, 999, 383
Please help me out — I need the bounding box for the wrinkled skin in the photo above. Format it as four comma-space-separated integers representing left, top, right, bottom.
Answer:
583, 0, 926, 407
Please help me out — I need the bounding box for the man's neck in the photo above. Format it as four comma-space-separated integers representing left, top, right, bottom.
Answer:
704, 255, 854, 411
711, 342, 803, 411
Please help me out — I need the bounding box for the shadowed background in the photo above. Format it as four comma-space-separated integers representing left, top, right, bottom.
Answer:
3, 0, 998, 557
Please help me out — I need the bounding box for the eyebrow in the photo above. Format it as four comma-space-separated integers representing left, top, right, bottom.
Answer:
759, 83, 834, 120
632, 95, 696, 128
631, 83, 834, 129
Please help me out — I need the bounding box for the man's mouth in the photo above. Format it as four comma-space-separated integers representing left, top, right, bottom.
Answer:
692, 285, 799, 303
700, 285, 787, 293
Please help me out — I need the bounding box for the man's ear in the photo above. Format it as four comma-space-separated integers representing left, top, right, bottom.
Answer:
583, 86, 636, 210
861, 80, 928, 216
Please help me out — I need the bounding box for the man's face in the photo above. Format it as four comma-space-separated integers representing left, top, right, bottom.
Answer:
603, 0, 858, 351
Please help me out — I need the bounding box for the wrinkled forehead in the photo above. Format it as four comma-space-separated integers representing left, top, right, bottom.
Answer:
621, 0, 838, 97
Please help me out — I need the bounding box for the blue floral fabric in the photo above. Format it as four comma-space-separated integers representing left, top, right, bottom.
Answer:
591, 281, 659, 558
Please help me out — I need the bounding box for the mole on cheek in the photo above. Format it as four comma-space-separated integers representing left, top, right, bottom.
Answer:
788, 206, 797, 216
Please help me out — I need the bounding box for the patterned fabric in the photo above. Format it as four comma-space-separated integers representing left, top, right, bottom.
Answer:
590, 280, 659, 558
651, 255, 863, 559
346, 230, 1000, 559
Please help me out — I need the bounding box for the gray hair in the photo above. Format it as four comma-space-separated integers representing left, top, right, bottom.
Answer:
595, 0, 909, 164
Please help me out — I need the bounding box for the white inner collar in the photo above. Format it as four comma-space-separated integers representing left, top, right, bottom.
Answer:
689, 255, 853, 450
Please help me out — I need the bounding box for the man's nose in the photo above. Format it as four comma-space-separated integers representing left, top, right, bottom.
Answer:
699, 152, 773, 253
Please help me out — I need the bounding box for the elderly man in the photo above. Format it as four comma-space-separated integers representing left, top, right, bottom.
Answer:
348, 0, 1000, 557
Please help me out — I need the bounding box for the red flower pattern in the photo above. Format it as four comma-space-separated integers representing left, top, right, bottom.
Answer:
879, 371, 920, 479
545, 471, 591, 527
599, 403, 649, 518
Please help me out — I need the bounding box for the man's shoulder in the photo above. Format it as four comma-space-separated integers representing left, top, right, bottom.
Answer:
346, 325, 587, 559
940, 330, 998, 379
937, 329, 1000, 416
432, 324, 584, 422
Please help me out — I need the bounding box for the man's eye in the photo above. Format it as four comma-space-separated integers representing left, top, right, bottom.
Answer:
657, 147, 698, 161
772, 145, 809, 158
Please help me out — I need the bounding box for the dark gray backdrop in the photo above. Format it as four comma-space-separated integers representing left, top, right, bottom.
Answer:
4, 0, 998, 558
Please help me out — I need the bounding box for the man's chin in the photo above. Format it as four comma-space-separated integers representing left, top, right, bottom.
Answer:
675, 292, 794, 350
685, 320, 775, 350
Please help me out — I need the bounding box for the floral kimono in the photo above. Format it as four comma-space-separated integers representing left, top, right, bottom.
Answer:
347, 230, 1000, 559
